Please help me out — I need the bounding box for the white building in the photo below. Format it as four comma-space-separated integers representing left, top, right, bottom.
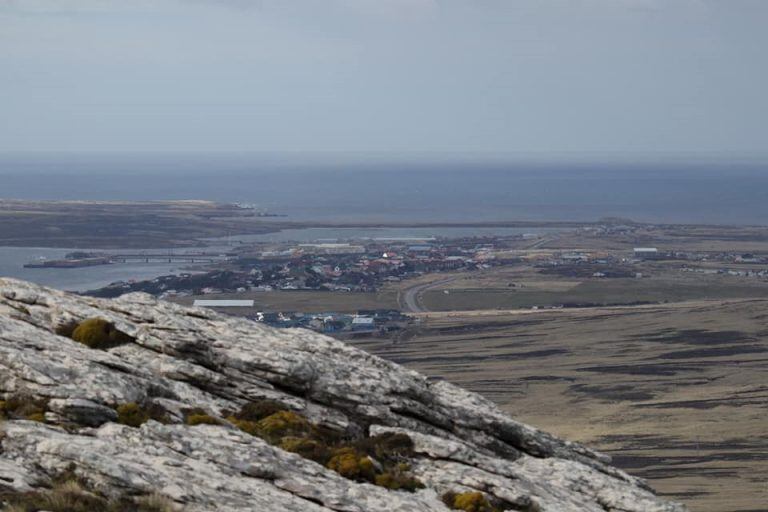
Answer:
351, 316, 375, 331
634, 248, 659, 259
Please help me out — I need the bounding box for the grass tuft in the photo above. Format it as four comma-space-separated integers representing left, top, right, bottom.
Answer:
0, 479, 179, 512
184, 408, 221, 426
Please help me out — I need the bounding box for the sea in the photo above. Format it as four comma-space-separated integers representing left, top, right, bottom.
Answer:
2, 153, 767, 290
0, 247, 193, 292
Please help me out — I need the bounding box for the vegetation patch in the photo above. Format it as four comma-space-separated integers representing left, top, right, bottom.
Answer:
116, 402, 169, 428
279, 437, 331, 464
227, 400, 424, 492
184, 408, 222, 426
116, 402, 150, 427
235, 399, 286, 422
326, 432, 423, 490
442, 491, 511, 512
228, 416, 260, 436
227, 401, 314, 440
169, 400, 427, 492
69, 318, 134, 349
0, 394, 49, 423
255, 410, 312, 442
374, 463, 425, 492
0, 479, 177, 512
326, 446, 376, 482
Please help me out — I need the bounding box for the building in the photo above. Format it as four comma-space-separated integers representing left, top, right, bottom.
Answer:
562, 252, 588, 262
193, 299, 255, 307
634, 248, 660, 260
351, 316, 375, 332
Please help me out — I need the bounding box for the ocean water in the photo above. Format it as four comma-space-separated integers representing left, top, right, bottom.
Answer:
0, 247, 200, 292
2, 154, 768, 290
2, 154, 768, 225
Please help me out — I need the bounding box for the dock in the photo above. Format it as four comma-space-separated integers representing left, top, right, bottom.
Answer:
109, 252, 231, 263
24, 252, 233, 269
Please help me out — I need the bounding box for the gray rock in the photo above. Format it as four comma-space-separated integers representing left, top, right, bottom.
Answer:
47, 398, 119, 426
0, 278, 686, 511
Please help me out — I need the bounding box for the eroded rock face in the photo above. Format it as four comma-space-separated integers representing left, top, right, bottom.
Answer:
0, 278, 686, 511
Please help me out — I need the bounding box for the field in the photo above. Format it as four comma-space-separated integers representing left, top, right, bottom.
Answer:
353, 300, 768, 512
183, 258, 768, 316
536, 225, 768, 253
415, 263, 768, 311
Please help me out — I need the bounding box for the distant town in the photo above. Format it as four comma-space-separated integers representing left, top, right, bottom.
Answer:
73, 222, 768, 336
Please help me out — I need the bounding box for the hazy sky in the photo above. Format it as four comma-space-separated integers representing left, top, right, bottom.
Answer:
1, 0, 766, 156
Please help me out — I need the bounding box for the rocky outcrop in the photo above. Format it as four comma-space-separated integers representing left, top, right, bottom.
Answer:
0, 278, 686, 511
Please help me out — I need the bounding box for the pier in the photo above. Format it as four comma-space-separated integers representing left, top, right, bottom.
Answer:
108, 252, 232, 264
24, 252, 233, 269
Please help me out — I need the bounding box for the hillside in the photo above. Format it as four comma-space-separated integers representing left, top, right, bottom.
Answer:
0, 278, 684, 512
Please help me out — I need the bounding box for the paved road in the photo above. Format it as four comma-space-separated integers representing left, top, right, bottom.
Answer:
399, 276, 461, 313
398, 235, 555, 313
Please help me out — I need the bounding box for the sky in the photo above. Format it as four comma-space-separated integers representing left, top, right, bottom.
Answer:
1, 0, 767, 158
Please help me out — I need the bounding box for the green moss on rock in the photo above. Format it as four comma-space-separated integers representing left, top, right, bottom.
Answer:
443, 491, 500, 512
184, 408, 221, 426
70, 318, 133, 349
279, 436, 332, 465
116, 402, 169, 427
116, 403, 150, 428
256, 410, 311, 442
326, 446, 376, 482
24, 412, 47, 423
1, 394, 49, 422
225, 403, 422, 493
228, 416, 260, 436
374, 471, 425, 492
